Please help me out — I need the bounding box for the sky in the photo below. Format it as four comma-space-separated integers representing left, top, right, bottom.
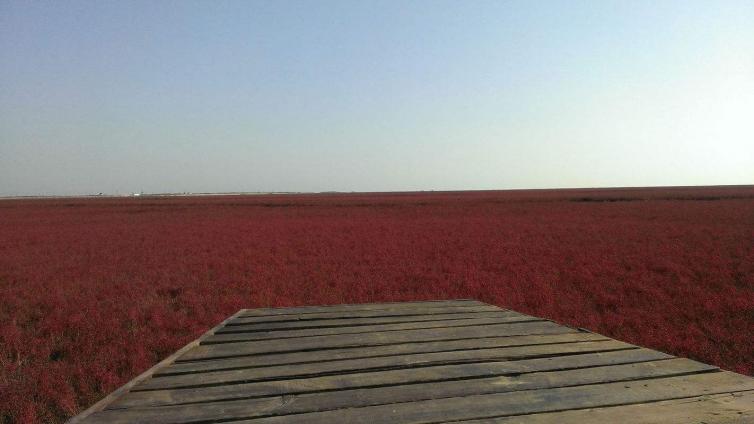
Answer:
1, 0, 753, 196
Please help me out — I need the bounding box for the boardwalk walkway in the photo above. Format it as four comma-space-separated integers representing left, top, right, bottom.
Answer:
70, 300, 754, 423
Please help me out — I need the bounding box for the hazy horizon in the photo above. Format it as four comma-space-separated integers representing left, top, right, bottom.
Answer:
2, 183, 753, 200
2, 0, 753, 196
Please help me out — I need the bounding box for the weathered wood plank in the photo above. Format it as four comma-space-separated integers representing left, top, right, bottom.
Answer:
232, 305, 504, 324
467, 390, 754, 424
85, 360, 720, 423
233, 371, 754, 424
223, 310, 527, 332
113, 348, 674, 408
181, 321, 574, 361
238, 300, 488, 317
207, 316, 544, 344
161, 332, 608, 375
139, 339, 637, 390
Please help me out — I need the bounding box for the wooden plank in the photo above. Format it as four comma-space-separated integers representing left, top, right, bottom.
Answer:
139, 339, 637, 390
180, 321, 574, 361
66, 309, 246, 424
83, 359, 720, 423
233, 371, 754, 424
223, 310, 527, 332
238, 300, 487, 317
232, 305, 504, 323
113, 347, 675, 408
158, 341, 641, 390
469, 390, 754, 423
160, 332, 609, 375
206, 316, 545, 344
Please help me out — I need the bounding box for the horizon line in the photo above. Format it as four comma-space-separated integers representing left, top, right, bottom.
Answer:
2, 184, 753, 201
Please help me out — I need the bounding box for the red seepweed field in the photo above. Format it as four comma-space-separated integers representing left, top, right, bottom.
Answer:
1, 186, 753, 423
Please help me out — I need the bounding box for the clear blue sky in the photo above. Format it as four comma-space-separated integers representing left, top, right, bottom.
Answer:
1, 0, 752, 195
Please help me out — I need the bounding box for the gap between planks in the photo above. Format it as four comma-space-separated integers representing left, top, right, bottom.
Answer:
135, 342, 644, 391
180, 321, 577, 361
156, 334, 614, 376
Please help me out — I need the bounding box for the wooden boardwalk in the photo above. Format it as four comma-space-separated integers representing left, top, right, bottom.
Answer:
71, 300, 754, 423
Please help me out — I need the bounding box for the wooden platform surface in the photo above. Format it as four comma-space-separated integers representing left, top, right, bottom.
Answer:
70, 300, 754, 423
